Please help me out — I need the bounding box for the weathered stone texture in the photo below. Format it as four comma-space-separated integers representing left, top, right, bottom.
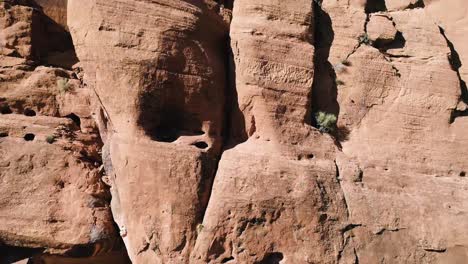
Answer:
1, 0, 468, 263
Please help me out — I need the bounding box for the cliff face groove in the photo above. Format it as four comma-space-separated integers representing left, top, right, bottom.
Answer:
1, 0, 468, 263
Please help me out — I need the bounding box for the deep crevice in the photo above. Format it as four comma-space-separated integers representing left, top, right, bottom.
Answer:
194, 2, 239, 241
365, 0, 387, 14
310, 0, 340, 131
438, 26, 468, 122
354, 248, 360, 264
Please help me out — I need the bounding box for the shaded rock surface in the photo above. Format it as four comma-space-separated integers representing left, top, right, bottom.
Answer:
1, 0, 467, 263
0, 0, 128, 262
67, 0, 228, 263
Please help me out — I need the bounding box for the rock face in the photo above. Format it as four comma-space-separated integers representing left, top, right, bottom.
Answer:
191, 1, 348, 263
0, 0, 127, 262
1, 0, 468, 263
67, 0, 227, 263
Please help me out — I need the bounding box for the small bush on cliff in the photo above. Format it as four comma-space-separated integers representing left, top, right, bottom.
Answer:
358, 33, 372, 45
57, 78, 71, 93
196, 224, 204, 235
46, 135, 56, 144
315, 111, 337, 133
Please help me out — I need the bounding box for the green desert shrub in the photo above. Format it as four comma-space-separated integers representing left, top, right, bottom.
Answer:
196, 224, 204, 235
315, 111, 337, 133
358, 33, 372, 45
46, 135, 56, 144
57, 78, 71, 93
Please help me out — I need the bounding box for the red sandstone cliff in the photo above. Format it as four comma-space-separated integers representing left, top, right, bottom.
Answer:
1, 0, 467, 263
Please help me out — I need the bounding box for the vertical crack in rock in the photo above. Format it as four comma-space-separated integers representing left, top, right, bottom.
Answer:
190, 1, 349, 262
334, 162, 350, 263
312, 2, 361, 261
334, 160, 361, 264
353, 248, 360, 264
438, 26, 468, 122
67, 1, 237, 262
197, 0, 236, 227
358, 9, 407, 78
311, 0, 340, 126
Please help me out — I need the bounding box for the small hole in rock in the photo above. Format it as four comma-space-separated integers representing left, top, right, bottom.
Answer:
24, 108, 36, 116
193, 141, 208, 149
221, 256, 235, 263
460, 171, 466, 177
298, 154, 314, 160
24, 134, 35, 141
56, 180, 65, 189
0, 105, 12, 114
66, 113, 81, 127
0, 132, 8, 137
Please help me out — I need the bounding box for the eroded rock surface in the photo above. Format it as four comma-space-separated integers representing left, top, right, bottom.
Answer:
0, 0, 126, 262
191, 1, 348, 263
67, 0, 228, 263
1, 0, 468, 263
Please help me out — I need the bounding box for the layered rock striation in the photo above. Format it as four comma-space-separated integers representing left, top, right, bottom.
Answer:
1, 0, 467, 263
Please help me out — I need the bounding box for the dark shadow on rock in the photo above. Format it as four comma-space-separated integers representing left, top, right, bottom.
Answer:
438, 26, 468, 122
365, 0, 387, 13
377, 31, 406, 51
136, 57, 205, 142
19, 0, 79, 69
0, 245, 43, 264
255, 252, 284, 264
407, 0, 425, 9
310, 2, 340, 128
222, 37, 248, 150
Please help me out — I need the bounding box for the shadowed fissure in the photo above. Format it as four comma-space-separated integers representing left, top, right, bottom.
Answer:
438, 26, 468, 122
198, 0, 239, 226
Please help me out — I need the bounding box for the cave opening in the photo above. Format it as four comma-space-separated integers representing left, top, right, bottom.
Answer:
66, 113, 81, 128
